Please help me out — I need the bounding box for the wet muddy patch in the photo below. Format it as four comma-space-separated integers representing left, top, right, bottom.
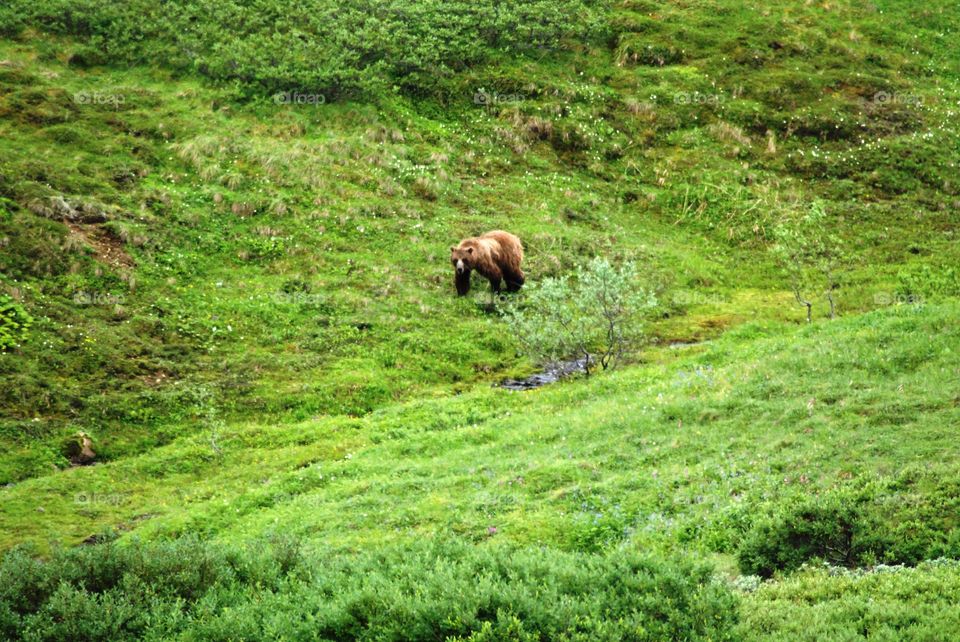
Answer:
499, 340, 707, 391
499, 358, 590, 391
668, 340, 705, 349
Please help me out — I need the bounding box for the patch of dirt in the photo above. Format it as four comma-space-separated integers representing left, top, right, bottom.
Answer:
668, 340, 706, 349
697, 314, 736, 330
68, 223, 135, 268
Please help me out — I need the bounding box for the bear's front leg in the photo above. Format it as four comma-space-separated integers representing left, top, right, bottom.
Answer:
455, 269, 472, 296
486, 276, 503, 307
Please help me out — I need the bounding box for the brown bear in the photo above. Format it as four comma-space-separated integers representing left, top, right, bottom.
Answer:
450, 230, 525, 296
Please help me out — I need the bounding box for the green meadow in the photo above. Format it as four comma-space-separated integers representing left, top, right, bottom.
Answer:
0, 0, 958, 639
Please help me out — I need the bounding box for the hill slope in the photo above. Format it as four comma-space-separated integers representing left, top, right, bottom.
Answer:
3, 302, 959, 639
1, 0, 959, 639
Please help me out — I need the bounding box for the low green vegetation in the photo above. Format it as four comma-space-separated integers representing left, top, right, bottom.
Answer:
0, 536, 738, 641
739, 561, 960, 641
0, 0, 607, 100
1, 0, 958, 638
0, 294, 31, 350
2, 301, 959, 639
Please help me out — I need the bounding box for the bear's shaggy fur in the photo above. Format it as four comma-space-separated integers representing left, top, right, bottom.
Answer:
450, 230, 525, 296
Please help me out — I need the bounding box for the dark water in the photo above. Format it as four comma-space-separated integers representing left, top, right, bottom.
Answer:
499, 357, 590, 391
499, 341, 705, 390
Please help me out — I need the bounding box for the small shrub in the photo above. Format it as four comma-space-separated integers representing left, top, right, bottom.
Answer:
771, 201, 843, 322
500, 257, 657, 375
895, 264, 960, 303
737, 496, 883, 577
244, 235, 288, 261
737, 480, 960, 578
738, 561, 960, 641
0, 295, 32, 350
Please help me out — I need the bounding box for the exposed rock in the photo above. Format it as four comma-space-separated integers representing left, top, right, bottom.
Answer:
65, 431, 96, 465
27, 195, 110, 223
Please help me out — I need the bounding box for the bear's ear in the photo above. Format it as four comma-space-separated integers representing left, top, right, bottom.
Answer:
467, 247, 474, 254
450, 246, 456, 252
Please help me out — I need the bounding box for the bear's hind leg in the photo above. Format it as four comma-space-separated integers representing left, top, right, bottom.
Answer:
504, 268, 524, 292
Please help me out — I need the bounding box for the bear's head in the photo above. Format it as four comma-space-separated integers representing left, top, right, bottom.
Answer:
450, 242, 477, 295
450, 243, 477, 276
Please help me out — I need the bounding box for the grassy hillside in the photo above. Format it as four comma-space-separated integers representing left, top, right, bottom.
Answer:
1, 0, 959, 639
3, 302, 959, 639
4, 301, 959, 553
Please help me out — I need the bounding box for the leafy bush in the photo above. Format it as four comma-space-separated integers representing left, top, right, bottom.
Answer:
0, 1, 607, 99
895, 263, 960, 303
737, 494, 885, 578
737, 481, 960, 578
0, 295, 32, 350
738, 561, 960, 642
500, 257, 657, 375
0, 536, 739, 641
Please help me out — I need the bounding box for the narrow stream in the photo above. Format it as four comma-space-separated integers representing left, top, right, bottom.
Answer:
499, 357, 590, 391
